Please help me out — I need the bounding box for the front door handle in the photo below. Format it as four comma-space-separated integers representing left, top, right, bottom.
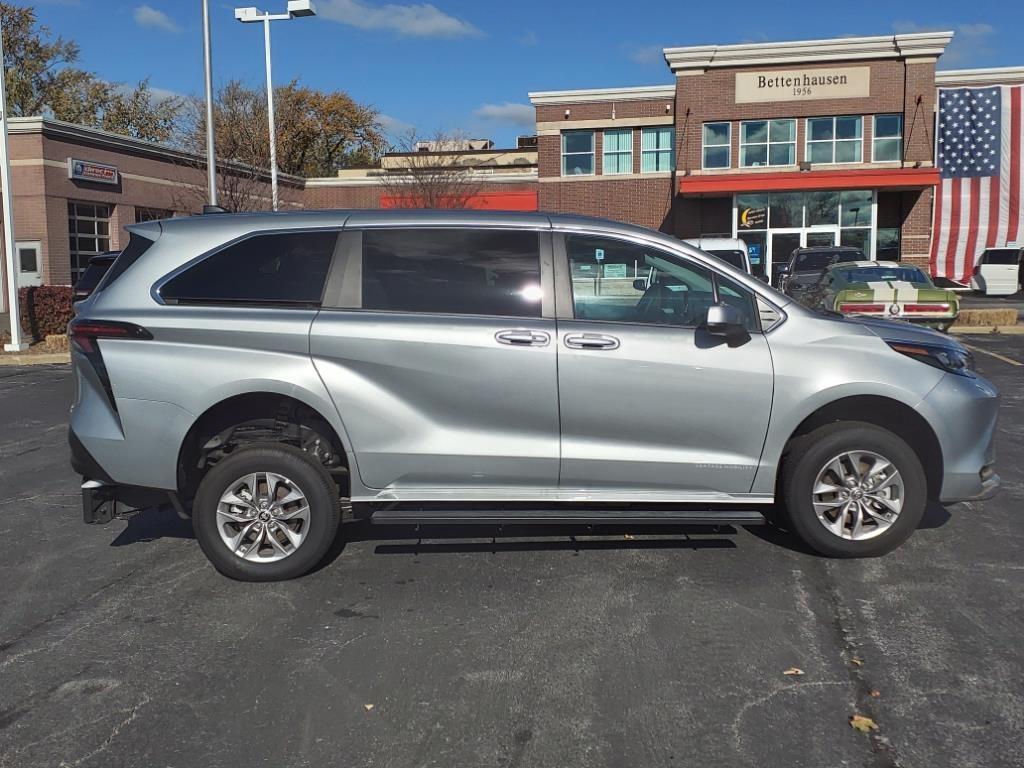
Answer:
564, 332, 620, 350
495, 329, 551, 347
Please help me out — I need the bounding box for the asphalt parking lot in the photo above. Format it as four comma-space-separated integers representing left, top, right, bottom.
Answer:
1, 338, 1022, 768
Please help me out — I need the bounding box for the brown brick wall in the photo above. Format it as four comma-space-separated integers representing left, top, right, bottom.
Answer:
675, 59, 937, 173
539, 177, 674, 231
535, 98, 672, 124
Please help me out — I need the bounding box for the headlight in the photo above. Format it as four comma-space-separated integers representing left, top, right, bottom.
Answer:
886, 340, 976, 377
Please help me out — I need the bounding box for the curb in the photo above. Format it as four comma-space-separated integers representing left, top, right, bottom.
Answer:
950, 325, 1024, 335
0, 352, 71, 366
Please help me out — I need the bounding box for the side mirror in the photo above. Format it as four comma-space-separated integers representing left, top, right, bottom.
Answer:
778, 265, 791, 276
633, 278, 648, 291
705, 303, 748, 340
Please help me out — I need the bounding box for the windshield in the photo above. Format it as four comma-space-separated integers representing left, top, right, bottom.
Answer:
793, 250, 863, 272
841, 267, 932, 285
705, 249, 747, 270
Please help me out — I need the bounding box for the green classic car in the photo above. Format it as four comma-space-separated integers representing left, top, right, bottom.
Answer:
803, 261, 960, 331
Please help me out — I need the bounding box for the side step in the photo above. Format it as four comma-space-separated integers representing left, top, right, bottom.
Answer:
369, 507, 766, 526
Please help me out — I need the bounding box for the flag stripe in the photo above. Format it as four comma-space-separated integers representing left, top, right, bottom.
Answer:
944, 177, 963, 280
986, 174, 1000, 247
929, 180, 946, 276
1008, 86, 1022, 244
961, 176, 982, 282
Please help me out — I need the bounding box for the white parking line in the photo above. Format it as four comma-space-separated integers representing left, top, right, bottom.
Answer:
962, 343, 1024, 367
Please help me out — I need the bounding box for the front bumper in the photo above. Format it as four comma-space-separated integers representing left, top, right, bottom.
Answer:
917, 371, 1001, 503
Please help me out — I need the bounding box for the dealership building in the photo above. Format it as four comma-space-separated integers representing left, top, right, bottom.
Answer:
2, 30, 1023, 312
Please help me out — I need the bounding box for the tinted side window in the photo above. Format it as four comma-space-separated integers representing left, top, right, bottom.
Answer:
161, 231, 336, 305
361, 228, 542, 317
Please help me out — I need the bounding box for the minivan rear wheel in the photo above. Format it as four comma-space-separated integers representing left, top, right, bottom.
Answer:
781, 422, 926, 557
193, 444, 341, 581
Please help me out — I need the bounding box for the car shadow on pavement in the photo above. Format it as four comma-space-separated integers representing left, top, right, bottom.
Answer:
744, 500, 952, 556
109, 505, 194, 546
312, 522, 738, 571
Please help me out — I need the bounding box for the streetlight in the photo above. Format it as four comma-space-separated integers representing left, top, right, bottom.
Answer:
202, 0, 218, 208
233, 0, 317, 212
0, 20, 27, 351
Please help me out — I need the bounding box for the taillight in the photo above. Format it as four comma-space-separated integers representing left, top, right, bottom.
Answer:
903, 303, 951, 313
839, 303, 885, 313
68, 319, 152, 354
68, 319, 151, 411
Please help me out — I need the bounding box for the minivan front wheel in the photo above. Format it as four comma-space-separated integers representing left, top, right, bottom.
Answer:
781, 422, 926, 557
193, 444, 341, 581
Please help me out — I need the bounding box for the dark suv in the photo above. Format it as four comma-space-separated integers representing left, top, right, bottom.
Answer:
779, 246, 864, 300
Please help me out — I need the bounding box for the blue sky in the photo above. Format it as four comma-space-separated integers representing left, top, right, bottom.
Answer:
22, 0, 1024, 148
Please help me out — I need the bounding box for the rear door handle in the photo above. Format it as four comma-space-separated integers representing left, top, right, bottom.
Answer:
495, 329, 551, 347
564, 333, 620, 350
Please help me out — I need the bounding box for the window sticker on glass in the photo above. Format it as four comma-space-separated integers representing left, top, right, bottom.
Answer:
595, 248, 605, 261
603, 263, 628, 278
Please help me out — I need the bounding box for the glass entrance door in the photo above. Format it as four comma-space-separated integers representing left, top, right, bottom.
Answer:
769, 232, 801, 287
806, 230, 838, 248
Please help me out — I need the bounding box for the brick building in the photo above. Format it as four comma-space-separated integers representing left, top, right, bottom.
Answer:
530, 32, 1024, 283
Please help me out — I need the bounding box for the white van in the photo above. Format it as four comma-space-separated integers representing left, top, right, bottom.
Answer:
683, 237, 751, 274
970, 247, 1023, 296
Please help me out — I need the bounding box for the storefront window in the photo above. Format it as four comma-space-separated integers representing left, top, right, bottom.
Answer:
603, 129, 632, 175
841, 228, 872, 257
740, 119, 795, 167
769, 192, 803, 228
840, 190, 872, 227
737, 194, 768, 231
68, 201, 112, 281
873, 115, 903, 162
807, 116, 862, 164
562, 131, 595, 176
876, 228, 901, 260
641, 127, 674, 172
703, 122, 731, 169
805, 191, 839, 226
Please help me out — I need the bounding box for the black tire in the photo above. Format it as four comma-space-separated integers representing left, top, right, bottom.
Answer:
193, 444, 341, 581
780, 421, 926, 558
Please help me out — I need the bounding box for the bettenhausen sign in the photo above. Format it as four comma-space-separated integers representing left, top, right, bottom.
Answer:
68, 158, 119, 185
735, 66, 870, 104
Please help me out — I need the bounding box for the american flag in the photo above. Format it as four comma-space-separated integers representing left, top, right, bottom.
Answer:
930, 85, 1023, 283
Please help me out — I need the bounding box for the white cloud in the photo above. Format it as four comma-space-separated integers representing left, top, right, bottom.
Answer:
627, 44, 664, 66
518, 30, 539, 47
317, 0, 481, 38
473, 102, 534, 128
378, 113, 417, 138
133, 5, 181, 34
892, 21, 996, 67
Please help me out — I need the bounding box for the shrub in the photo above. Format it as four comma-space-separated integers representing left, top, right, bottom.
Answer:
18, 285, 75, 341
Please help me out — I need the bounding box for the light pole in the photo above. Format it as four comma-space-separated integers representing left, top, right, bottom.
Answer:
0, 20, 27, 351
202, 0, 218, 208
233, 1, 316, 212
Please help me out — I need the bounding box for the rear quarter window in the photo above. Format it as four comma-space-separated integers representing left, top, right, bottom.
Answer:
982, 250, 1021, 265
160, 231, 337, 306
95, 234, 154, 294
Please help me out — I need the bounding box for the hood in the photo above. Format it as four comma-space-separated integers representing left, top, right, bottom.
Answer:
841, 315, 965, 347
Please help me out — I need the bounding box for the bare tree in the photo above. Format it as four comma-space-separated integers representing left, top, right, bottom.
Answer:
378, 130, 486, 209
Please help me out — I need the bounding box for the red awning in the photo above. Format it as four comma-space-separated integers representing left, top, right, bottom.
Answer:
678, 167, 940, 195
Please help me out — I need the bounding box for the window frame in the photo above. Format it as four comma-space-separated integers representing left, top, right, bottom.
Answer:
739, 119, 796, 168
871, 114, 904, 163
561, 130, 596, 176
805, 115, 863, 165
153, 227, 341, 309
602, 128, 633, 175
702, 122, 732, 170
641, 127, 674, 173
68, 200, 113, 281
552, 230, 762, 332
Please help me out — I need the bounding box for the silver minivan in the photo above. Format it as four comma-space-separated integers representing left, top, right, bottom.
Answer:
70, 210, 1000, 580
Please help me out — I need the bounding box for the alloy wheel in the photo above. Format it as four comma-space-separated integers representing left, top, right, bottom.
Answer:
215, 472, 310, 563
811, 451, 904, 541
